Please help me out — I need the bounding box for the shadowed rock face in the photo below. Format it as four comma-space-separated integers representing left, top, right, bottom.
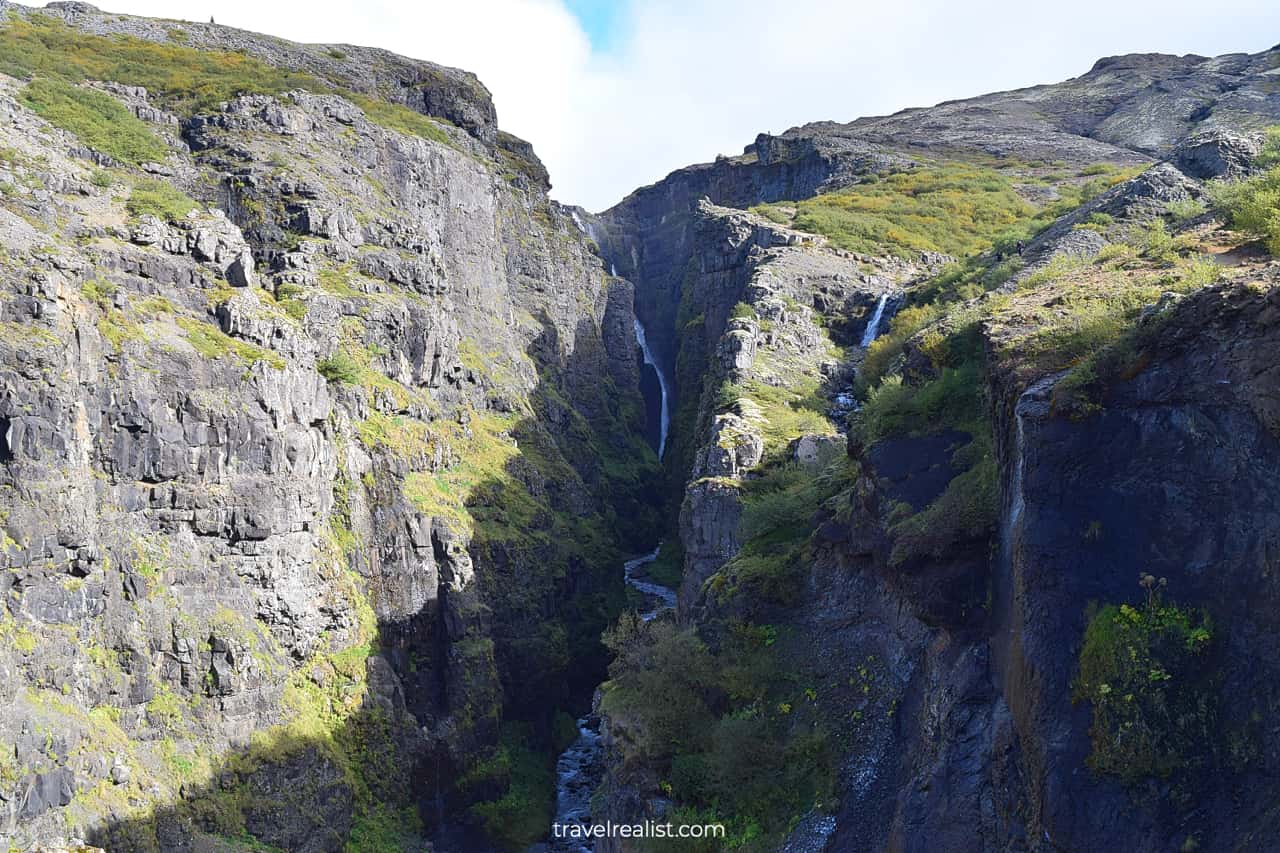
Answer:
986, 281, 1280, 851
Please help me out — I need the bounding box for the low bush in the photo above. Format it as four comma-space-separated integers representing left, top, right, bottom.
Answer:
1204, 126, 1280, 254
317, 352, 363, 384
1074, 596, 1215, 781
126, 178, 198, 221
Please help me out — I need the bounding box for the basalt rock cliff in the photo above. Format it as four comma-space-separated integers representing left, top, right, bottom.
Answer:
3, 4, 1280, 852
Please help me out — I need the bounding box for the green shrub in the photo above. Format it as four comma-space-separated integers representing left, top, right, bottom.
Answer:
600, 616, 833, 845
20, 78, 168, 164
1206, 167, 1280, 255
1135, 219, 1184, 265
468, 727, 556, 851
1165, 197, 1206, 224
861, 303, 942, 386
126, 178, 198, 220
317, 352, 363, 384
1074, 597, 1215, 781
860, 361, 985, 444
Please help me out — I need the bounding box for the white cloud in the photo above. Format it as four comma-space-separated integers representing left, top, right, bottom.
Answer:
104, 0, 1280, 210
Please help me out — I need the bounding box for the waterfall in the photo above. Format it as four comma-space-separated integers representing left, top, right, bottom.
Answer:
860, 293, 890, 348
633, 318, 671, 459
569, 209, 600, 244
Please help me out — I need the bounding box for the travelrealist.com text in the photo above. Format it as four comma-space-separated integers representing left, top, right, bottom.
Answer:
552, 821, 727, 840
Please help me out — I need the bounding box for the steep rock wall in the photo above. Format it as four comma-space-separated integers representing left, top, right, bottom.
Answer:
0, 7, 656, 848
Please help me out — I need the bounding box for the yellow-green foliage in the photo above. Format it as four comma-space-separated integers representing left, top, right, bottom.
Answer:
80, 277, 118, 305
177, 316, 286, 370
716, 378, 832, 456
316, 334, 417, 409
146, 683, 184, 730
317, 352, 363, 384
0, 14, 323, 112
860, 360, 986, 444
0, 617, 37, 653
1012, 257, 1219, 384
402, 413, 532, 538
348, 95, 453, 147
126, 178, 198, 221
356, 412, 433, 458
1206, 147, 1280, 255
97, 310, 143, 350
316, 265, 366, 298
20, 78, 168, 164
716, 458, 857, 605
754, 162, 1034, 257
1075, 600, 1215, 781
861, 303, 943, 386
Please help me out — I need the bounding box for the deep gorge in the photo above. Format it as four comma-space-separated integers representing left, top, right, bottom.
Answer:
3, 4, 1280, 853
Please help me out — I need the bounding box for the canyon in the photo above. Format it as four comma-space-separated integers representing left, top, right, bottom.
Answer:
1, 3, 1280, 852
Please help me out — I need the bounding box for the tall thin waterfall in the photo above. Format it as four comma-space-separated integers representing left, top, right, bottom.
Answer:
633, 318, 671, 459
860, 293, 890, 348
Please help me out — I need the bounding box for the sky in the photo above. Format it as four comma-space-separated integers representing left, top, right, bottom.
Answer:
106, 0, 1280, 212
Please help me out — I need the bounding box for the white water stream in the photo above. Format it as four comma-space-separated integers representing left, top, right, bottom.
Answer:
633, 318, 671, 459
860, 293, 890, 349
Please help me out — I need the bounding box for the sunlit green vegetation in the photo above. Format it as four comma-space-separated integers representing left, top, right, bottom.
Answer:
0, 14, 323, 112
754, 162, 1034, 257
348, 94, 454, 147
126, 178, 198, 221
20, 78, 168, 163
1206, 127, 1280, 254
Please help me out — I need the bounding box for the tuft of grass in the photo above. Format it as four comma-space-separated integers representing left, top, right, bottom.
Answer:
126, 178, 198, 221
20, 78, 168, 164
348, 95, 454, 147
177, 316, 285, 369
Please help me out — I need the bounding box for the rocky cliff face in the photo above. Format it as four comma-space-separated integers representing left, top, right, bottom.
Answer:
0, 3, 657, 849
586, 39, 1280, 853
